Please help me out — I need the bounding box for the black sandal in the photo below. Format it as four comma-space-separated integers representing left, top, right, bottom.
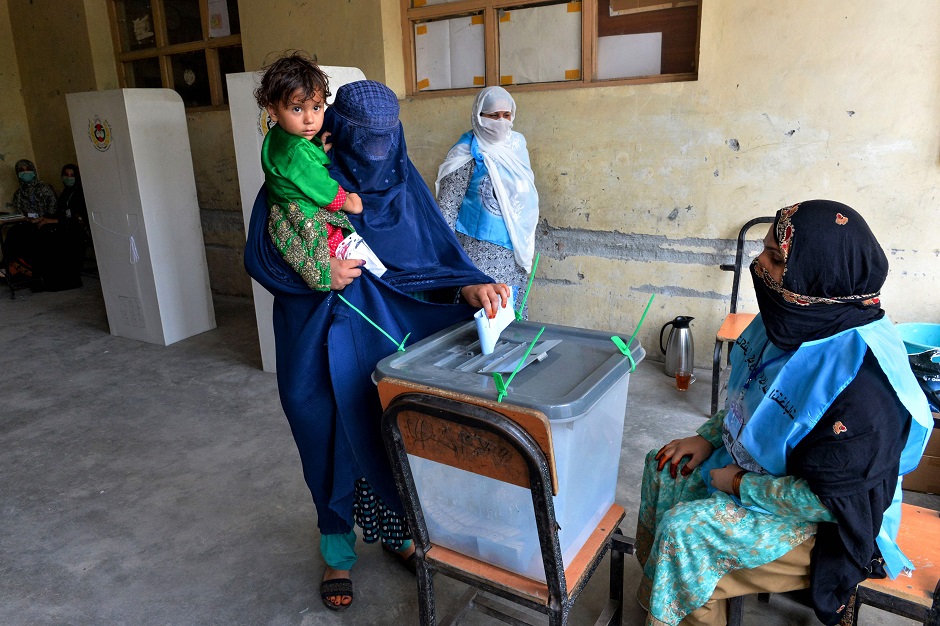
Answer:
320, 577, 354, 612
382, 543, 418, 576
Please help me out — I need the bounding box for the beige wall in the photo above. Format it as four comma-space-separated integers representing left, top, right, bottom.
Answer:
7, 0, 98, 186
0, 0, 33, 206
82, 0, 119, 91
400, 0, 940, 365
186, 110, 249, 296
239, 0, 397, 86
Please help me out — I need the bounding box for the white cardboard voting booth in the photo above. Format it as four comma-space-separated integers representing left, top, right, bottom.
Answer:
66, 89, 216, 346
227, 66, 367, 372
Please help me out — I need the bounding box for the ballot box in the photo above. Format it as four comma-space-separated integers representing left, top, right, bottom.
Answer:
375, 320, 644, 581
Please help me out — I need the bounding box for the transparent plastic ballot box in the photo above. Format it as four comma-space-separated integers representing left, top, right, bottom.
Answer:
374, 319, 645, 581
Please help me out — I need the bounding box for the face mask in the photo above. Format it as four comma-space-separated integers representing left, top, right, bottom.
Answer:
18, 171, 36, 183
62, 176, 76, 187
477, 117, 512, 143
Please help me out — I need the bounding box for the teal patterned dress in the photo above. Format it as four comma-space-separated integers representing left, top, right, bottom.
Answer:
635, 411, 836, 626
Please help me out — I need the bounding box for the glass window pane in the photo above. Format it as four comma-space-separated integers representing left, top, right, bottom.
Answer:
218, 46, 245, 104
498, 3, 582, 86
207, 0, 240, 37
164, 0, 203, 45
123, 58, 162, 88
598, 3, 698, 76
414, 15, 484, 91
113, 0, 156, 52
597, 32, 662, 80
170, 51, 211, 107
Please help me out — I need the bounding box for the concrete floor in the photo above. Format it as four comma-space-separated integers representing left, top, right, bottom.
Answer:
1, 278, 933, 625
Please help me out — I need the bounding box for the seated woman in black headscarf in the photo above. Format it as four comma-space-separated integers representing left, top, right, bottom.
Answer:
636, 200, 932, 626
244, 79, 509, 612
58, 163, 91, 245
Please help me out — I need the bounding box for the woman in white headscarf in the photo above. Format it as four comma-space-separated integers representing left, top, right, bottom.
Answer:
435, 87, 539, 317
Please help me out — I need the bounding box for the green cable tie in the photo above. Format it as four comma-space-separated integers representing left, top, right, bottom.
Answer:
610, 336, 637, 371
514, 252, 540, 322
336, 293, 410, 352
493, 326, 546, 402
493, 372, 508, 401
397, 332, 411, 352
611, 293, 655, 372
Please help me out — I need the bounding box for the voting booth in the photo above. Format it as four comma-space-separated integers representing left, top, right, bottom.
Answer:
226, 66, 367, 372
66, 89, 215, 346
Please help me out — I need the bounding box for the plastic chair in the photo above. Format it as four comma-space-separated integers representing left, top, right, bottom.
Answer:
711, 216, 775, 416
381, 388, 630, 626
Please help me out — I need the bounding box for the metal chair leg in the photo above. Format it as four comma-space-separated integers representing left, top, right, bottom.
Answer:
608, 529, 625, 626
417, 560, 436, 626
727, 595, 744, 626
711, 338, 723, 416
926, 579, 940, 626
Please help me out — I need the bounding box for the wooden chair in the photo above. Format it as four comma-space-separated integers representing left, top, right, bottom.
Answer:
726, 504, 940, 626
380, 383, 629, 626
711, 216, 775, 416
850, 504, 940, 625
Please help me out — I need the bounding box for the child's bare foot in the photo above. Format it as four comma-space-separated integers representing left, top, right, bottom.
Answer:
320, 567, 353, 611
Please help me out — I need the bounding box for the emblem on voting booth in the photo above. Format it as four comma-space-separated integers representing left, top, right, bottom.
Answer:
88, 116, 112, 152
257, 108, 276, 138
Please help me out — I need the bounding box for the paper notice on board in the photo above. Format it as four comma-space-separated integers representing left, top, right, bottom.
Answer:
208, 0, 231, 38
596, 32, 662, 80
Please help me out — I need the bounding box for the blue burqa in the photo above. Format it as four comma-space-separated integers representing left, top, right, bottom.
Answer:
244, 80, 492, 534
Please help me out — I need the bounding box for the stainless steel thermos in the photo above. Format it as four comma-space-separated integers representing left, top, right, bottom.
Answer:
660, 316, 694, 377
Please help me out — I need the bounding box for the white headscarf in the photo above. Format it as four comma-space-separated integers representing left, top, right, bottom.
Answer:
435, 87, 539, 273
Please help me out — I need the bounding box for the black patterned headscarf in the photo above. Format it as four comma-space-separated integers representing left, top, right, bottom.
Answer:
751, 200, 888, 351
753, 201, 905, 624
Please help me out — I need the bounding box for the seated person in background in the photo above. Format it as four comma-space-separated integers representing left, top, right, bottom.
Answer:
4, 160, 85, 290
4, 159, 57, 282
435, 86, 539, 317
254, 51, 363, 291
636, 200, 932, 626
32, 163, 87, 291
58, 163, 90, 242
12, 159, 57, 220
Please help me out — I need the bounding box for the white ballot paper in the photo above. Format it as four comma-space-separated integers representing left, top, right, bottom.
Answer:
474, 291, 515, 355
336, 232, 387, 278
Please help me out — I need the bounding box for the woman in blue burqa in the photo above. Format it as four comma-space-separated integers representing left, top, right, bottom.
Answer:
637, 200, 932, 626
244, 80, 509, 612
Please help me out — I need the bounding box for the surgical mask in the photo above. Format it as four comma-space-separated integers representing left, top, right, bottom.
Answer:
18, 171, 36, 183
62, 176, 76, 187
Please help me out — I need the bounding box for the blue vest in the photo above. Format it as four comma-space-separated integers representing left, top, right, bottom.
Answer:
700, 315, 933, 578
453, 133, 513, 250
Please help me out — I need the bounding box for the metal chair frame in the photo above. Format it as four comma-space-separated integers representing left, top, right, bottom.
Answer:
382, 392, 629, 626
711, 216, 775, 415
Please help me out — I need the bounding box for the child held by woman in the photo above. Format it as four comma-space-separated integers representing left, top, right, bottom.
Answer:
254, 51, 364, 291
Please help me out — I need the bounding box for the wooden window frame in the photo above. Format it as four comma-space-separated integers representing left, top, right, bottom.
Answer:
400, 0, 700, 98
106, 0, 242, 111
